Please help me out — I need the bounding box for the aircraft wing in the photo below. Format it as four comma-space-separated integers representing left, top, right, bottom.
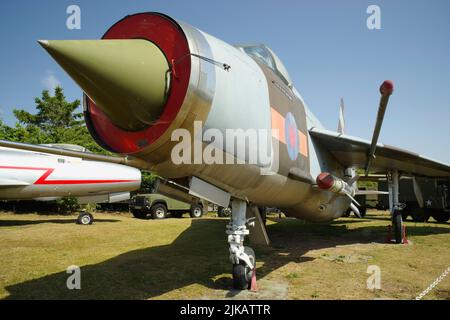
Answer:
309, 127, 450, 178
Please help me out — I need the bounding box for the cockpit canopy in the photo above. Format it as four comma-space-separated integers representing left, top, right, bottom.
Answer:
235, 44, 293, 88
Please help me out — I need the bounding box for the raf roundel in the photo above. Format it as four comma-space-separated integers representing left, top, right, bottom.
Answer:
284, 112, 299, 161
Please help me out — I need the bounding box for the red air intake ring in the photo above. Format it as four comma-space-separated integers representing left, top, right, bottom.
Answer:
84, 12, 191, 154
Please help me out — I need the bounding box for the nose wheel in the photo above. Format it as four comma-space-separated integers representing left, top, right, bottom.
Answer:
227, 199, 257, 290
232, 247, 255, 290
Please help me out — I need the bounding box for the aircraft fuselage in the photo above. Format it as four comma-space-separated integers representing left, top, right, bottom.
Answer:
0, 147, 141, 202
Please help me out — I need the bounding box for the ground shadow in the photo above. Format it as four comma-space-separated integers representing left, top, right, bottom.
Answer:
367, 213, 450, 226
0, 218, 120, 227
4, 217, 450, 299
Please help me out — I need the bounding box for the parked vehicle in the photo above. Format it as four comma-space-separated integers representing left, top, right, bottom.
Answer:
377, 177, 450, 223
217, 206, 268, 225
130, 193, 203, 220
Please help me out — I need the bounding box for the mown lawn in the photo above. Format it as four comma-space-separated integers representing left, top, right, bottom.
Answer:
0, 210, 449, 300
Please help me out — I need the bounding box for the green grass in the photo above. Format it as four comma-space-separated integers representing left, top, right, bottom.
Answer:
0, 210, 449, 300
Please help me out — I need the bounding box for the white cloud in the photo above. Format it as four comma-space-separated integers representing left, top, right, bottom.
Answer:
41, 70, 61, 91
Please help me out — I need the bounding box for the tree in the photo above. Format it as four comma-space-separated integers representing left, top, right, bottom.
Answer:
0, 87, 105, 154
14, 87, 82, 130
141, 171, 158, 192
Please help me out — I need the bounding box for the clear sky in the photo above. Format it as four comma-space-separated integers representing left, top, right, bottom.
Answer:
0, 0, 449, 163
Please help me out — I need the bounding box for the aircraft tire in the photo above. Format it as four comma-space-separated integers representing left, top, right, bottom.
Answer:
392, 211, 403, 244
76, 212, 94, 225
151, 203, 167, 220
190, 204, 203, 218
232, 247, 255, 290
232, 264, 248, 290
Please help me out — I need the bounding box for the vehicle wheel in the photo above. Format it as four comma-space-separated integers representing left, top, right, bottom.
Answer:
342, 210, 351, 218
131, 209, 147, 219
218, 206, 231, 217
411, 207, 429, 222
172, 211, 184, 218
151, 203, 167, 220
76, 212, 94, 225
190, 204, 203, 218
392, 211, 404, 244
432, 213, 449, 223
232, 247, 255, 290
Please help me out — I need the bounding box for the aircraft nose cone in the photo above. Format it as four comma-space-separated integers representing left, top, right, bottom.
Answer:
38, 39, 170, 131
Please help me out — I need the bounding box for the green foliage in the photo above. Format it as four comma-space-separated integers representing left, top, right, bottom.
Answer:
14, 87, 83, 130
356, 168, 378, 191
81, 203, 99, 213
141, 171, 158, 192
55, 197, 80, 214
0, 86, 105, 154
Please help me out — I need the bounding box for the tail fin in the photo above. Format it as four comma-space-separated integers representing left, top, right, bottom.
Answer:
337, 98, 345, 134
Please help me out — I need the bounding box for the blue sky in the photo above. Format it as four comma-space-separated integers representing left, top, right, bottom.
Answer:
0, 0, 449, 162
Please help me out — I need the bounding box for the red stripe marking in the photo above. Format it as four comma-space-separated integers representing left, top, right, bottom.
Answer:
0, 166, 138, 185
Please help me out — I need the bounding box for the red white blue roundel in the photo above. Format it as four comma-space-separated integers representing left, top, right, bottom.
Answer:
284, 112, 298, 161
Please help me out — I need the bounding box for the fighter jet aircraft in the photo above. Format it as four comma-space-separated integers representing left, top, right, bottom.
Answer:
0, 145, 141, 224
2, 12, 449, 289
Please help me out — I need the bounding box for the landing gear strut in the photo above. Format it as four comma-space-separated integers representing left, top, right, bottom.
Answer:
387, 170, 407, 244
226, 199, 256, 290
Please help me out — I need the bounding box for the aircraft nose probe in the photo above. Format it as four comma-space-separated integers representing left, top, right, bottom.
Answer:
38, 39, 170, 132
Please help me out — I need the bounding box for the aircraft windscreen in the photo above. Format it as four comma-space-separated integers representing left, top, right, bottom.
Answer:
237, 44, 292, 88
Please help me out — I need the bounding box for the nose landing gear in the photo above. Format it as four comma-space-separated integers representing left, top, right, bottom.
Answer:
226, 199, 257, 290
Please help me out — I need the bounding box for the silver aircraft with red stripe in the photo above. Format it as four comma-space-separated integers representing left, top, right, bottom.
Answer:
0, 146, 141, 203
2, 12, 449, 290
